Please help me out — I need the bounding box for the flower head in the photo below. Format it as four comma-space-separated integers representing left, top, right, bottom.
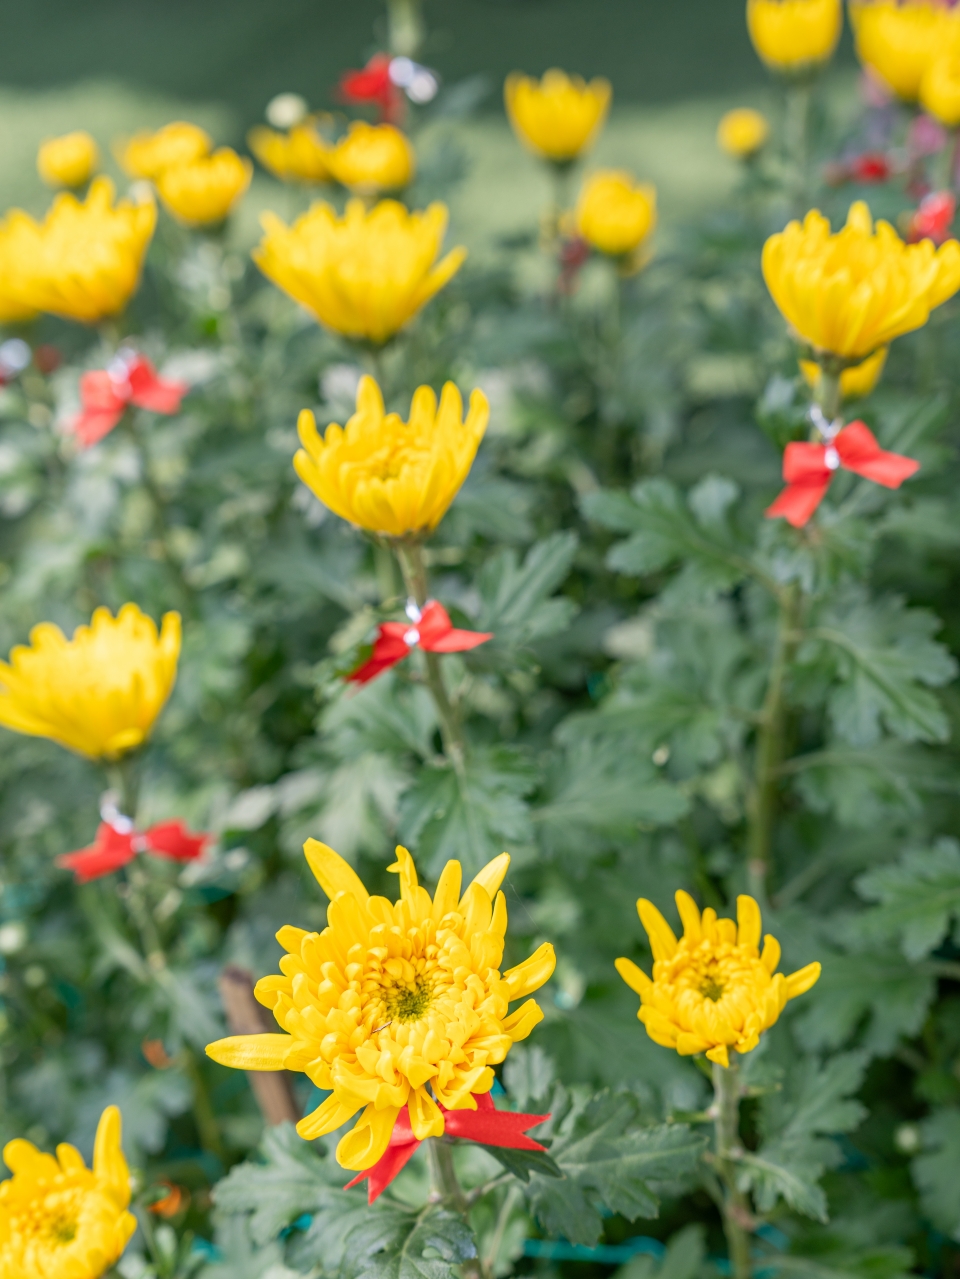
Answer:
0, 1104, 136, 1279
0, 214, 42, 325
254, 198, 465, 344
850, 0, 960, 100
505, 69, 611, 162
0, 603, 181, 760
116, 120, 212, 179
921, 49, 960, 125
575, 170, 657, 261
327, 122, 415, 194
747, 0, 843, 70
37, 131, 99, 189
294, 375, 488, 538
616, 892, 820, 1067
207, 841, 555, 1171
156, 148, 252, 226
762, 201, 960, 360
800, 346, 888, 400
248, 121, 332, 183
717, 107, 771, 158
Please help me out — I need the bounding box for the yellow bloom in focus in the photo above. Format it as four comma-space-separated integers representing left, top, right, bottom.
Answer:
254, 198, 465, 344
575, 170, 656, 263
747, 0, 842, 70
156, 148, 252, 226
207, 841, 555, 1172
0, 603, 181, 761
0, 1105, 136, 1279
327, 122, 415, 195
850, 0, 960, 101
248, 121, 332, 183
0, 213, 41, 324
12, 177, 156, 324
717, 108, 770, 158
921, 50, 960, 126
800, 346, 888, 400
116, 120, 212, 179
37, 131, 99, 189
762, 201, 960, 360
295, 375, 488, 538
505, 69, 611, 163
616, 892, 820, 1068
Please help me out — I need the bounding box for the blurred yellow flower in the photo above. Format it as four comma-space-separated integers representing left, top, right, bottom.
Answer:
37, 131, 99, 189
800, 346, 888, 399
921, 50, 960, 126
505, 69, 611, 162
617, 892, 820, 1068
0, 603, 181, 760
327, 121, 415, 195
763, 201, 960, 359
717, 107, 770, 158
0, 1104, 136, 1279
11, 177, 156, 324
156, 147, 252, 226
0, 214, 41, 324
747, 0, 843, 70
254, 198, 465, 344
294, 374, 488, 538
116, 120, 212, 179
575, 170, 657, 261
850, 0, 960, 100
207, 841, 554, 1171
248, 121, 332, 183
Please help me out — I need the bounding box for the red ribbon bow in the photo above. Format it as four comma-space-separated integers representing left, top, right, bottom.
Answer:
338, 54, 403, 122
345, 1091, 550, 1203
347, 601, 493, 685
765, 420, 919, 529
72, 353, 188, 448
58, 820, 210, 883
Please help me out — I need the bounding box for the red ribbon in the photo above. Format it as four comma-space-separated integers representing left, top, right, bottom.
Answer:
338, 54, 403, 122
765, 420, 919, 529
345, 1091, 550, 1203
58, 820, 210, 883
348, 601, 493, 685
72, 353, 188, 448
907, 190, 956, 245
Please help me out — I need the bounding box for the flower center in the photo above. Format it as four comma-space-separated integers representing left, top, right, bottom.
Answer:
700, 977, 725, 1002
383, 975, 434, 1023
46, 1211, 78, 1246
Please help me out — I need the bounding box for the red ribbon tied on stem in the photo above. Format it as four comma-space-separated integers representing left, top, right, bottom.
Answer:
338, 54, 402, 122
765, 420, 919, 529
58, 819, 210, 883
345, 1091, 551, 1203
347, 600, 493, 685
72, 352, 188, 448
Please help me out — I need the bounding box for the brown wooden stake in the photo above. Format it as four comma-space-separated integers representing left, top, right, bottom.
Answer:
218, 964, 299, 1126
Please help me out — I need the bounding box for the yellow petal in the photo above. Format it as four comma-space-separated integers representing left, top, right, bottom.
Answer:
675, 891, 702, 942
3, 1139, 59, 1178
408, 1088, 445, 1140
503, 943, 556, 1000
92, 1105, 129, 1205
471, 851, 511, 899
615, 956, 652, 997
387, 844, 419, 901
56, 1143, 86, 1174
303, 838, 369, 904
784, 961, 822, 999
501, 998, 544, 1041
706, 1044, 730, 1067
736, 895, 762, 952
760, 935, 781, 974
297, 1092, 364, 1140
432, 859, 462, 920
637, 898, 678, 961
336, 1103, 401, 1171
205, 1033, 294, 1070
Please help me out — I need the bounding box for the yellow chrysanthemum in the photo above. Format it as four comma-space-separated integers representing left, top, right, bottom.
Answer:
616, 892, 820, 1068
747, 0, 843, 70
37, 131, 99, 189
0, 213, 41, 325
294, 374, 488, 538
0, 1105, 136, 1279
504, 69, 611, 163
0, 603, 181, 761
800, 346, 888, 400
921, 49, 960, 126
850, 0, 960, 101
717, 108, 771, 158
8, 177, 156, 324
254, 198, 466, 344
327, 122, 415, 195
156, 147, 252, 226
207, 841, 556, 1172
248, 121, 332, 183
575, 170, 657, 260
762, 200, 960, 360
116, 120, 212, 180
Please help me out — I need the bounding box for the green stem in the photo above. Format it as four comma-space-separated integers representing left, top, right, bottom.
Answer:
816, 364, 843, 423
183, 1047, 226, 1163
712, 1058, 753, 1279
426, 1138, 486, 1279
784, 79, 813, 216
106, 754, 141, 821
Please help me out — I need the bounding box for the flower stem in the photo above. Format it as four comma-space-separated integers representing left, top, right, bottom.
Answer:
816, 364, 843, 423
712, 1057, 753, 1279
426, 1138, 486, 1279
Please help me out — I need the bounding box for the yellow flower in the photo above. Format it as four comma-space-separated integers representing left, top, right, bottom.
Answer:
616, 892, 820, 1068
0, 603, 181, 761
254, 198, 465, 344
921, 49, 960, 126
37, 131, 99, 189
295, 375, 488, 538
0, 214, 42, 325
116, 120, 212, 179
747, 0, 843, 70
327, 122, 415, 195
762, 201, 960, 360
504, 69, 611, 163
207, 841, 555, 1172
156, 147, 252, 226
849, 0, 960, 100
575, 170, 657, 260
800, 346, 888, 399
11, 177, 156, 324
717, 107, 771, 158
248, 121, 332, 183
0, 1105, 136, 1279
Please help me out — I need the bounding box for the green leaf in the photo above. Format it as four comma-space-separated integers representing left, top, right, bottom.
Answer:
538, 736, 689, 832
912, 1106, 960, 1237
793, 950, 934, 1055
766, 1247, 915, 1279
475, 532, 578, 646
352, 1206, 477, 1279
855, 839, 960, 961
736, 1146, 833, 1222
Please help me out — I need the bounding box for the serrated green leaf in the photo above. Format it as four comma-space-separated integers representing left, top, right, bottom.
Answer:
476, 531, 578, 645
792, 950, 934, 1055
855, 839, 960, 961
352, 1206, 477, 1279
913, 1107, 960, 1238
736, 1145, 832, 1221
